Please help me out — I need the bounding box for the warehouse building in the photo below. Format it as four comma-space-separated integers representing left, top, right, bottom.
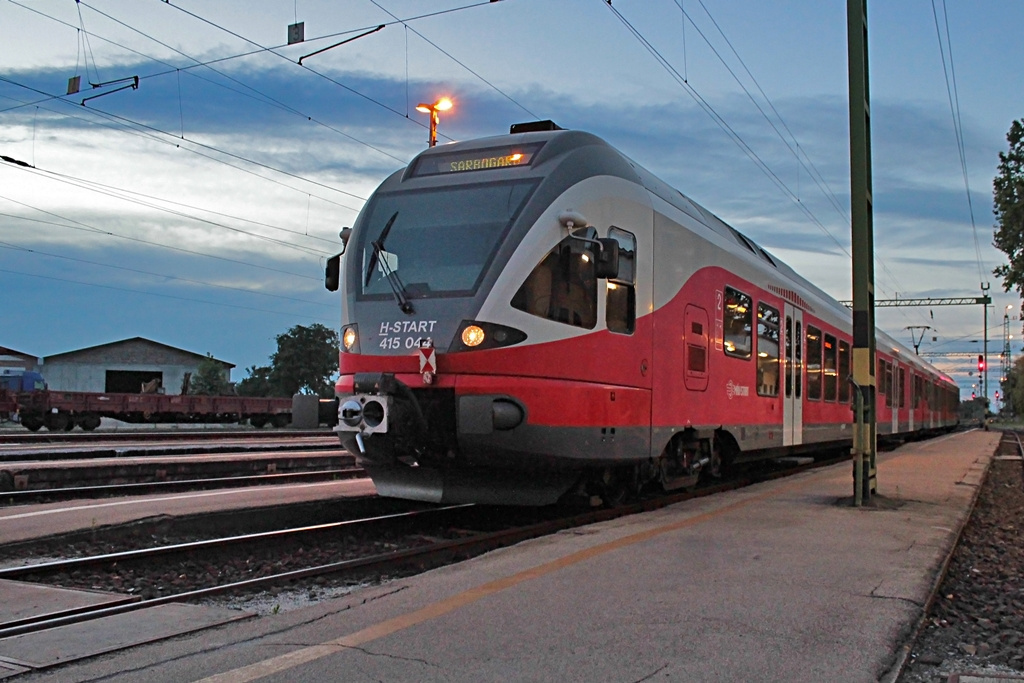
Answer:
0, 346, 39, 372
41, 337, 234, 394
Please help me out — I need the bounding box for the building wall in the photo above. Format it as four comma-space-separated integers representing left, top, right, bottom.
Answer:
42, 362, 209, 394
0, 350, 39, 372
42, 339, 231, 394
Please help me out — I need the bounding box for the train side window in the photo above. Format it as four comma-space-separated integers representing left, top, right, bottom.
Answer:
723, 286, 752, 359
785, 316, 793, 398
823, 334, 837, 401
605, 227, 636, 335
878, 359, 887, 397
899, 368, 906, 408
511, 229, 597, 329
756, 303, 780, 397
838, 340, 851, 402
806, 326, 822, 400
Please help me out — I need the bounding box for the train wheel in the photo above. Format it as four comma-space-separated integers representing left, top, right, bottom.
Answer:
249, 416, 268, 429
592, 466, 639, 507
80, 415, 102, 431
271, 414, 289, 428
704, 432, 736, 482
63, 417, 76, 431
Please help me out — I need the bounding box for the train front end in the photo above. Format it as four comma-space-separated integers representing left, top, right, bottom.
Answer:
326, 126, 651, 505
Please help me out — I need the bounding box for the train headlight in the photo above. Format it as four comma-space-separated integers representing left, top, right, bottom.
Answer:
461, 325, 486, 347
342, 324, 359, 353
449, 320, 528, 352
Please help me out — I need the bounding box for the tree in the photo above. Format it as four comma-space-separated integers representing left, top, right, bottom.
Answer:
236, 365, 273, 397
269, 323, 339, 397
189, 353, 232, 396
993, 119, 1024, 297
1008, 355, 1024, 417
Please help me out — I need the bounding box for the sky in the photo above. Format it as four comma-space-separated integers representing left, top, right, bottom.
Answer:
1, 0, 1021, 401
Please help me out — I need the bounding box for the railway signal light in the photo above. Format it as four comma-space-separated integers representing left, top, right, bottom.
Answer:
978, 354, 985, 372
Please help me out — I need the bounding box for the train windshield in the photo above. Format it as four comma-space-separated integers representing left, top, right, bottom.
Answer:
357, 179, 538, 299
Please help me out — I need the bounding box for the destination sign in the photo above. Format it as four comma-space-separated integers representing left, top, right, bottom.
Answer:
411, 143, 544, 177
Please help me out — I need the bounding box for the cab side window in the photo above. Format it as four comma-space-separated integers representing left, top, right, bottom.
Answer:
511, 228, 597, 329
606, 227, 636, 335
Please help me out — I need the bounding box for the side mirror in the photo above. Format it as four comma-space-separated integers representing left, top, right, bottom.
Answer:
325, 253, 341, 292
594, 238, 619, 279
339, 227, 352, 251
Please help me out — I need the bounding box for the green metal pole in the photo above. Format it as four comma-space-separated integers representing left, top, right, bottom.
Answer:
848, 0, 876, 505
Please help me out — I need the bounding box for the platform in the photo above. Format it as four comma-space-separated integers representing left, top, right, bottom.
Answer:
1, 430, 997, 682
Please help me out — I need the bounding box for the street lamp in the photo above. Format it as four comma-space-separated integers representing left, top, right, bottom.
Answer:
415, 97, 453, 148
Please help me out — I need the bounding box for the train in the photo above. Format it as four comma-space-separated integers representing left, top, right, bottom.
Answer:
325, 121, 960, 506
0, 371, 295, 431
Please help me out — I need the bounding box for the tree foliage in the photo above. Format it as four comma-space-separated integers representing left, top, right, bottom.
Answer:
993, 119, 1024, 296
189, 353, 232, 396
236, 365, 273, 397
270, 324, 339, 397
1006, 355, 1024, 417
234, 324, 339, 398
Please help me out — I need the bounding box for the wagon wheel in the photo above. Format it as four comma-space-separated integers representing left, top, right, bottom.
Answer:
249, 416, 268, 429
44, 412, 69, 432
80, 415, 102, 431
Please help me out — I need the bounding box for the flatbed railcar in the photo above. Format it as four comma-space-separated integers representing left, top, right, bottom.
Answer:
2, 387, 293, 431
326, 122, 959, 506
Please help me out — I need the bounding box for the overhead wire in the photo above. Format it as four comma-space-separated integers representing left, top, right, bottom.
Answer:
0, 77, 366, 214
0, 196, 321, 282
0, 266, 335, 322
9, 162, 335, 256
606, 1, 926, 325
366, 0, 541, 122
930, 0, 986, 287
0, 240, 332, 308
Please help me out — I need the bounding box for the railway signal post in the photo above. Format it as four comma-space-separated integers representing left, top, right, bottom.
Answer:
848, 0, 876, 505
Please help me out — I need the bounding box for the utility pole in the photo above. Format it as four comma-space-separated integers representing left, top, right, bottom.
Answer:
847, 0, 875, 506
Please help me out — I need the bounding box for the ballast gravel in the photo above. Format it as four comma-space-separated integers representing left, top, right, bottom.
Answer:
897, 453, 1024, 682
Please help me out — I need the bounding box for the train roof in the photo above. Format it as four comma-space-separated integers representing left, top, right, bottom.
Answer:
401, 126, 954, 385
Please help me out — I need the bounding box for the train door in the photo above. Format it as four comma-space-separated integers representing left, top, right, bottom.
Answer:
908, 372, 915, 432
783, 304, 803, 446
891, 361, 900, 434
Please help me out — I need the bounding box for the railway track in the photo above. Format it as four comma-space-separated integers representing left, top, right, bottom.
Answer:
0, 452, 844, 640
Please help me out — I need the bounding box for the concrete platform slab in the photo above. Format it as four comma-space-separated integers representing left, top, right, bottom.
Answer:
0, 603, 252, 672
0, 579, 135, 629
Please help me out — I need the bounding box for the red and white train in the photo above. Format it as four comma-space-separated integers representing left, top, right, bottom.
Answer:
326, 122, 959, 505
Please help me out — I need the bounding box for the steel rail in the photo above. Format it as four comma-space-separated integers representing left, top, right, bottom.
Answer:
0, 503, 474, 581
0, 467, 365, 503
0, 429, 331, 445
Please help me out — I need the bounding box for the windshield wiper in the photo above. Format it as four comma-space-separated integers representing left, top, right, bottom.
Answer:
364, 211, 398, 286
364, 211, 414, 314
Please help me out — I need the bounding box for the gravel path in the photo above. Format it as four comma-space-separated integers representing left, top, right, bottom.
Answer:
898, 448, 1024, 682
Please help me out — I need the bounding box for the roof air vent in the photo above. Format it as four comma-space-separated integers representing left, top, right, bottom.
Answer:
510, 120, 563, 134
